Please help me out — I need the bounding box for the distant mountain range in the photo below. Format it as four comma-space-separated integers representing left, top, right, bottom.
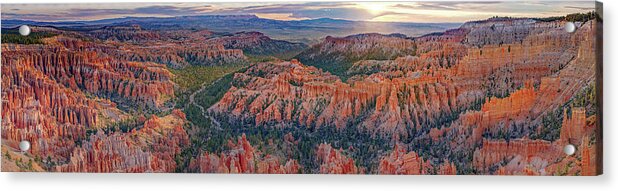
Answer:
2, 15, 461, 43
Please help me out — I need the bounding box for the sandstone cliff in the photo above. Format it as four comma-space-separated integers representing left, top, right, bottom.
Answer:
2, 33, 177, 166
56, 111, 189, 172
190, 134, 300, 174
316, 143, 359, 174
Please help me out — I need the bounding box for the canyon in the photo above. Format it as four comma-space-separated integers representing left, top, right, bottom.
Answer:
1, 13, 601, 175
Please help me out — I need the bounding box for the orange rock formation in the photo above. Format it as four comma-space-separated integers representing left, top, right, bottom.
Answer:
191, 134, 300, 174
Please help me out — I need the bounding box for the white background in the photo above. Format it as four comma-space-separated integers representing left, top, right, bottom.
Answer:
1, 0, 616, 190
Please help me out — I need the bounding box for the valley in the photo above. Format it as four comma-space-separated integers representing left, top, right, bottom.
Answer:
1, 12, 601, 175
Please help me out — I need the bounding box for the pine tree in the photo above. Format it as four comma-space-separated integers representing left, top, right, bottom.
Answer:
28, 159, 33, 170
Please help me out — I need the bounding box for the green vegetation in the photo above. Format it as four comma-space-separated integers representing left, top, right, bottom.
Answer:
534, 108, 563, 141
296, 47, 416, 80
4, 151, 11, 160
535, 11, 599, 22
96, 116, 143, 135
182, 68, 243, 134
228, 38, 307, 60
1, 29, 57, 44
170, 65, 243, 93
186, 111, 392, 173
572, 84, 597, 116
170, 65, 243, 109
565, 12, 599, 22
178, 65, 394, 173
247, 55, 280, 63
531, 84, 597, 141
11, 157, 35, 171
193, 71, 239, 110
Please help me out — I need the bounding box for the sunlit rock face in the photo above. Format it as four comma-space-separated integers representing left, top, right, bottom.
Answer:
378, 144, 457, 175
294, 33, 418, 77
2, 36, 175, 110
190, 134, 300, 174
1, 35, 176, 163
305, 33, 416, 59
87, 27, 247, 68
378, 144, 431, 175
316, 143, 360, 174
56, 111, 189, 172
87, 27, 306, 68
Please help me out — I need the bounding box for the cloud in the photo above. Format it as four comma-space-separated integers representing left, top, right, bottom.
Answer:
1, 12, 72, 21
385, 1, 596, 22
1, 1, 598, 23
2, 4, 213, 21
65, 5, 212, 17
212, 2, 375, 20
290, 8, 374, 20
393, 1, 504, 12
564, 6, 595, 11
394, 3, 456, 11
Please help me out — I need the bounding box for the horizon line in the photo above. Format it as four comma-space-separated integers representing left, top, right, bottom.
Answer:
1, 12, 594, 25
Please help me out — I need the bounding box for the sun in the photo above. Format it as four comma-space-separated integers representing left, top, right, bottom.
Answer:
356, 2, 392, 15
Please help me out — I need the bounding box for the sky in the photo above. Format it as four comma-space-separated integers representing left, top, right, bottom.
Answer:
1, 1, 597, 23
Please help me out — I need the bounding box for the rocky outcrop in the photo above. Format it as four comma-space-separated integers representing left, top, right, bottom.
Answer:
296, 33, 417, 76
1, 34, 176, 166
110, 43, 246, 68
461, 18, 538, 47
472, 138, 557, 172
580, 136, 597, 176
209, 59, 476, 137
302, 33, 415, 59
213, 31, 307, 57
316, 143, 359, 174
79, 25, 249, 68
89, 25, 162, 43
378, 144, 458, 175
190, 134, 300, 174
2, 37, 175, 109
56, 112, 189, 172
89, 26, 309, 67
378, 144, 430, 175
560, 107, 587, 144
437, 160, 457, 175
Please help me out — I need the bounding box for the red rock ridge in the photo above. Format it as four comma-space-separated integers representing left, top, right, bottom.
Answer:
316, 143, 359, 174
210, 59, 473, 137
472, 138, 558, 173
56, 112, 189, 172
1, 35, 176, 164
2, 37, 175, 109
378, 144, 457, 175
210, 21, 597, 139
190, 134, 300, 174
318, 33, 416, 57
86, 27, 247, 68
560, 107, 588, 144
88, 25, 161, 43
378, 144, 431, 175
